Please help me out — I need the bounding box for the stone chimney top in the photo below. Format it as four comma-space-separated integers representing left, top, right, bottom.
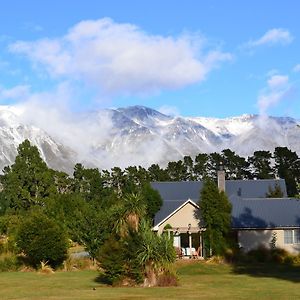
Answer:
217, 162, 225, 192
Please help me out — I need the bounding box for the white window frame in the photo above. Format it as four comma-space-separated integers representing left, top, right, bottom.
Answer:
284, 229, 300, 244
284, 230, 293, 244
294, 229, 300, 244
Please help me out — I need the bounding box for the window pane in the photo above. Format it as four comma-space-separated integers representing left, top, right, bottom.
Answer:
284, 230, 293, 244
294, 230, 300, 244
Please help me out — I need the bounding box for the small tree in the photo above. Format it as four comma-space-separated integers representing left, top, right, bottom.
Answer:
113, 193, 146, 236
266, 183, 284, 198
78, 208, 110, 259
97, 221, 176, 286
16, 211, 68, 268
97, 192, 176, 286
97, 235, 127, 285
199, 179, 232, 256
295, 183, 300, 199
270, 232, 277, 249
141, 183, 163, 221
136, 221, 176, 286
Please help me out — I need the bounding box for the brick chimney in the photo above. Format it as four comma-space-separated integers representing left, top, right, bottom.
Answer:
217, 162, 225, 192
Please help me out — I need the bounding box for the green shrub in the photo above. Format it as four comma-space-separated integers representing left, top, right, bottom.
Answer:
16, 211, 68, 268
136, 222, 177, 286
291, 254, 300, 265
0, 215, 23, 255
97, 236, 126, 285
270, 248, 289, 263
224, 245, 300, 266
248, 246, 271, 263
63, 257, 95, 271
283, 254, 294, 265
0, 239, 7, 254
0, 253, 20, 272
0, 215, 19, 234
0, 236, 19, 255
163, 224, 172, 230
97, 222, 177, 286
97, 232, 144, 285
241, 247, 295, 264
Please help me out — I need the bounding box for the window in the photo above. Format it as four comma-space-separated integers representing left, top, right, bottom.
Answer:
284, 229, 300, 244
294, 230, 300, 244
284, 230, 293, 244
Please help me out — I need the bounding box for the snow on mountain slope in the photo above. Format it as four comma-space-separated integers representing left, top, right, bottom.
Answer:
0, 106, 76, 173
189, 114, 255, 137
226, 116, 300, 156
92, 106, 300, 167
0, 104, 299, 172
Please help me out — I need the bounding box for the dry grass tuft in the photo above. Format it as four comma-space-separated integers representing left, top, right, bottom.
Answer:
19, 266, 35, 272
38, 261, 54, 274
63, 257, 96, 272
157, 271, 178, 287
205, 256, 226, 264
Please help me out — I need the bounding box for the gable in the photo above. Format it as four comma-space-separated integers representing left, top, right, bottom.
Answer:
153, 199, 199, 232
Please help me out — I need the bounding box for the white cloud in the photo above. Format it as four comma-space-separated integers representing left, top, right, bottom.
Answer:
0, 85, 30, 101
267, 75, 289, 89
257, 74, 291, 115
9, 83, 114, 165
10, 39, 71, 76
158, 105, 180, 116
266, 69, 279, 77
246, 28, 293, 48
1, 83, 177, 170
293, 64, 300, 73
9, 18, 231, 96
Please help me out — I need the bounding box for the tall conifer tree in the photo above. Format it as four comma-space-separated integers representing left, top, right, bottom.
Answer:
199, 179, 232, 255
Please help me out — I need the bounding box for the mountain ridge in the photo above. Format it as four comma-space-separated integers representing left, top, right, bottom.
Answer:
0, 105, 299, 172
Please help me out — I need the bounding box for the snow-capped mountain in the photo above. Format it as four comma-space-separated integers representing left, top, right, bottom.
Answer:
0, 105, 299, 173
0, 106, 76, 173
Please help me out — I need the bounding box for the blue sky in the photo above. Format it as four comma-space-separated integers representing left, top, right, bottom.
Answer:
0, 0, 299, 118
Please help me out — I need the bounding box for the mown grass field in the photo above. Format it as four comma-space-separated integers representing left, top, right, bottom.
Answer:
1, 260, 300, 300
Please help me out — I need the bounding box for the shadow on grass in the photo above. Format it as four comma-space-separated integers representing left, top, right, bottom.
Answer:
94, 273, 112, 285
232, 262, 300, 283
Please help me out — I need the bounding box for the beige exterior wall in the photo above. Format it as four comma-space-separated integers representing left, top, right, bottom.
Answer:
155, 201, 300, 255
238, 229, 300, 254
157, 202, 200, 234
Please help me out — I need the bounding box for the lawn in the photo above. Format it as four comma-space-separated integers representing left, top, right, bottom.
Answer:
1, 261, 300, 300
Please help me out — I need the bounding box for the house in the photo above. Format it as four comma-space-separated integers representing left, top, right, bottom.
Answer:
151, 170, 300, 257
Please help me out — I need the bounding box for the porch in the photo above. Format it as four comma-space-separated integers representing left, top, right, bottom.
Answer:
164, 225, 205, 258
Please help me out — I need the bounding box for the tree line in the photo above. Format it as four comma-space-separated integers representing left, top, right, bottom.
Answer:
0, 140, 299, 284
0, 140, 174, 285
150, 148, 300, 197
2, 142, 299, 219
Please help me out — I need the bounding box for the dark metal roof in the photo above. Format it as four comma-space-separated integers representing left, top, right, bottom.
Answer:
231, 196, 300, 229
151, 181, 204, 201
152, 179, 299, 229
151, 181, 203, 226
151, 179, 287, 201
225, 179, 287, 198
